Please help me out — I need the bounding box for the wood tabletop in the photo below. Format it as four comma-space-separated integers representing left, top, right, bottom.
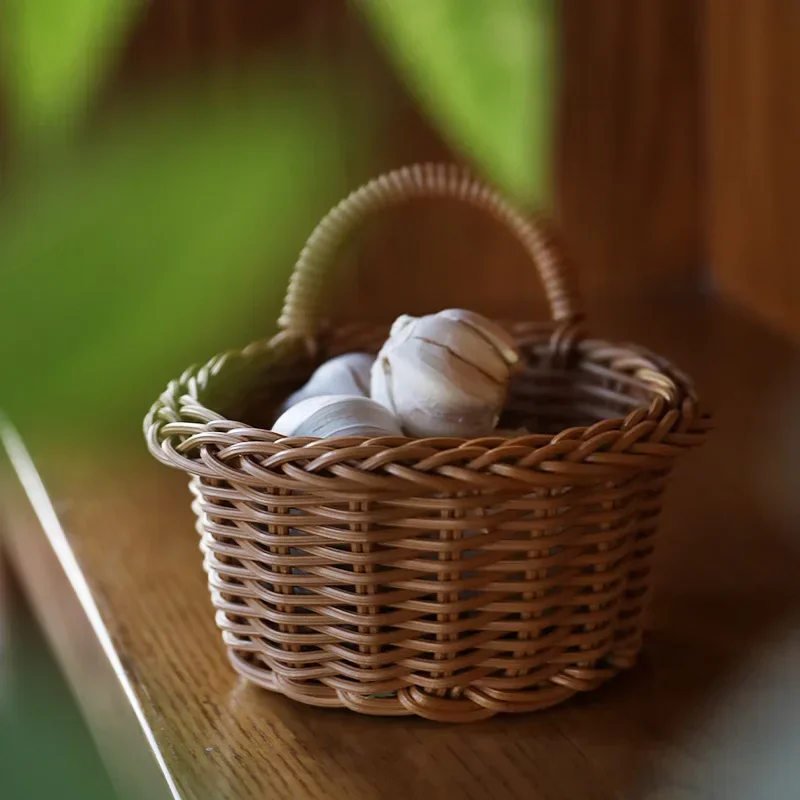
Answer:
3, 285, 800, 800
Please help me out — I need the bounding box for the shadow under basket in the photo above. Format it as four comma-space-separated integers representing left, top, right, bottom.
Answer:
145, 164, 710, 723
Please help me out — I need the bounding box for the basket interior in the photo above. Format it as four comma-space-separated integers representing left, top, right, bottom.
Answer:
231, 321, 658, 436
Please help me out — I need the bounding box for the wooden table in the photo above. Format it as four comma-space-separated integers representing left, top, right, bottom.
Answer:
3, 285, 800, 800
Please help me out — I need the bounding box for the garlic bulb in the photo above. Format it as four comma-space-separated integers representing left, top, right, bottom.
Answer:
272, 394, 403, 438
371, 309, 520, 438
281, 352, 374, 411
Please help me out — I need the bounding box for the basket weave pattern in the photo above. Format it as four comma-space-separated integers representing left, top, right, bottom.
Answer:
146, 165, 709, 722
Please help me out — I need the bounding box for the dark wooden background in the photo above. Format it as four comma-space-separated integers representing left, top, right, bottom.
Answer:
706, 1, 800, 342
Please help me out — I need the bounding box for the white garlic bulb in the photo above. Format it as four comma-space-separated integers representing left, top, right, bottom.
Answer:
281, 352, 375, 411
272, 394, 403, 438
371, 308, 520, 438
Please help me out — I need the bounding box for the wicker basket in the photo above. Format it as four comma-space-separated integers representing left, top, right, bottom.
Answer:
145, 164, 709, 723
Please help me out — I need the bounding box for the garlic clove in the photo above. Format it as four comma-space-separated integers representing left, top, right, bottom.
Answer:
438, 309, 519, 367
371, 309, 520, 439
281, 352, 374, 411
389, 314, 416, 340
272, 394, 403, 438
372, 342, 500, 437
404, 314, 511, 383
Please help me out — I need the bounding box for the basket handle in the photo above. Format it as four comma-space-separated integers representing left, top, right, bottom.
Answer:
277, 163, 584, 340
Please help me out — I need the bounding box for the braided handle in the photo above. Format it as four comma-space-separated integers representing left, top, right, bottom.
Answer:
277, 163, 583, 339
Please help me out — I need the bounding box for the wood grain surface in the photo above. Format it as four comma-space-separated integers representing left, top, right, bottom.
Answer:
4, 284, 800, 800
706, 0, 800, 342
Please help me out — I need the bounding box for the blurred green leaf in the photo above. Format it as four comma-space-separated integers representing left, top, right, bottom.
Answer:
359, 0, 555, 204
0, 0, 141, 143
0, 73, 350, 436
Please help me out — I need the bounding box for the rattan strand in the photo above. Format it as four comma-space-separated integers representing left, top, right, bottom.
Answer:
145, 165, 709, 722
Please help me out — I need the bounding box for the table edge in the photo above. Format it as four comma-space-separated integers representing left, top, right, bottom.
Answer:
1, 420, 181, 800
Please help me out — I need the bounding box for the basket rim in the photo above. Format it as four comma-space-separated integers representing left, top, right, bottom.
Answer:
144, 322, 710, 486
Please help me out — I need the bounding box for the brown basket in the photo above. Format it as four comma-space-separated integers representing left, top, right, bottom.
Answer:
145, 164, 709, 723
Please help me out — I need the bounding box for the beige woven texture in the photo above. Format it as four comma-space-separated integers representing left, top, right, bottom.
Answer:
145, 164, 709, 723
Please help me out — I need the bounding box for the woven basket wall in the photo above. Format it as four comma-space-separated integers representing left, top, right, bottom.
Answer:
145, 164, 709, 722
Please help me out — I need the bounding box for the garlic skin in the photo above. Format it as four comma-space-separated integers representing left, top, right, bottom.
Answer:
371, 309, 520, 438
281, 352, 374, 411
272, 394, 403, 438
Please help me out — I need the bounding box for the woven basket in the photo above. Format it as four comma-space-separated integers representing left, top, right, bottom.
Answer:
145, 164, 709, 723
